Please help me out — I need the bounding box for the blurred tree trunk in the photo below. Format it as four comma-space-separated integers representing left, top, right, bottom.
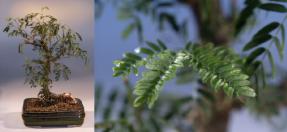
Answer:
182, 0, 236, 45
181, 0, 241, 131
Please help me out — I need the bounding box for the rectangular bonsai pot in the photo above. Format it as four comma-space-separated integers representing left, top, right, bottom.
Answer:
22, 98, 85, 127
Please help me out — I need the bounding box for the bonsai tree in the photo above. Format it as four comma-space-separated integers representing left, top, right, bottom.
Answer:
3, 7, 87, 106
95, 0, 287, 131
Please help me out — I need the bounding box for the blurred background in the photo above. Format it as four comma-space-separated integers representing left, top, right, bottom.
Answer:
0, 0, 94, 131
95, 0, 287, 132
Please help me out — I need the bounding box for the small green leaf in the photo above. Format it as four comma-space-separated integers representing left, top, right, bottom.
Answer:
270, 0, 287, 2
224, 87, 234, 97
159, 13, 179, 32
235, 0, 260, 35
75, 32, 82, 41
254, 22, 280, 38
135, 47, 154, 55
243, 34, 272, 51
280, 24, 285, 57
259, 3, 287, 13
122, 23, 136, 39
133, 96, 145, 107
272, 36, 284, 60
156, 2, 174, 8
136, 19, 143, 42
146, 41, 161, 52
270, 0, 287, 3
157, 39, 167, 50
133, 67, 139, 76
245, 47, 266, 64
3, 26, 10, 32
124, 52, 142, 60
18, 43, 24, 54
237, 87, 256, 97
267, 50, 276, 77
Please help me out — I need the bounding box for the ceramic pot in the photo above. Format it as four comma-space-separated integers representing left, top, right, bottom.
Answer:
22, 98, 85, 127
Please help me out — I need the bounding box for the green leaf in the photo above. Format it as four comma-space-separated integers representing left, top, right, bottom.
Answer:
243, 34, 272, 51
146, 41, 161, 52
124, 53, 142, 60
192, 45, 254, 97
272, 36, 284, 60
135, 47, 154, 55
3, 26, 9, 32
75, 32, 82, 41
133, 51, 186, 108
280, 24, 285, 56
133, 96, 145, 107
235, 0, 260, 35
236, 87, 256, 97
259, 3, 287, 13
270, 0, 287, 2
159, 13, 179, 32
136, 19, 143, 42
254, 22, 280, 38
157, 39, 167, 50
245, 47, 266, 64
115, 42, 256, 109
267, 50, 276, 77
156, 2, 174, 8
122, 23, 136, 39
18, 43, 24, 54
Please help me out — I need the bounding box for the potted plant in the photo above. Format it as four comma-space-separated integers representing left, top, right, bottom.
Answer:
3, 7, 88, 127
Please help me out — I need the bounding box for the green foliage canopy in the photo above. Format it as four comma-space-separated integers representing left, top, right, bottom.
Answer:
3, 7, 87, 91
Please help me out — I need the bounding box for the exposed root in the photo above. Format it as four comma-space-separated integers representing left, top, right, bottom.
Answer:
38, 90, 77, 106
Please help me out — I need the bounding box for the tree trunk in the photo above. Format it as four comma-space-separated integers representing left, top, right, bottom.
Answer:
38, 61, 53, 106
199, 108, 231, 132
189, 90, 240, 132
181, 1, 241, 131
38, 43, 54, 106
197, 114, 230, 132
183, 0, 235, 45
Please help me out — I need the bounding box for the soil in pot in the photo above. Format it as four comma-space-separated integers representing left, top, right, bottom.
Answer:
22, 98, 85, 127
24, 98, 83, 112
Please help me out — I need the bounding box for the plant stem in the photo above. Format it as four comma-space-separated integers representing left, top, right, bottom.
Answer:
38, 40, 54, 105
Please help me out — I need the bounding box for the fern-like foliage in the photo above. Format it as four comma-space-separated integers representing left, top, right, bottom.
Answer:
133, 51, 189, 108
189, 44, 255, 97
113, 40, 166, 77
113, 42, 256, 108
113, 52, 144, 77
